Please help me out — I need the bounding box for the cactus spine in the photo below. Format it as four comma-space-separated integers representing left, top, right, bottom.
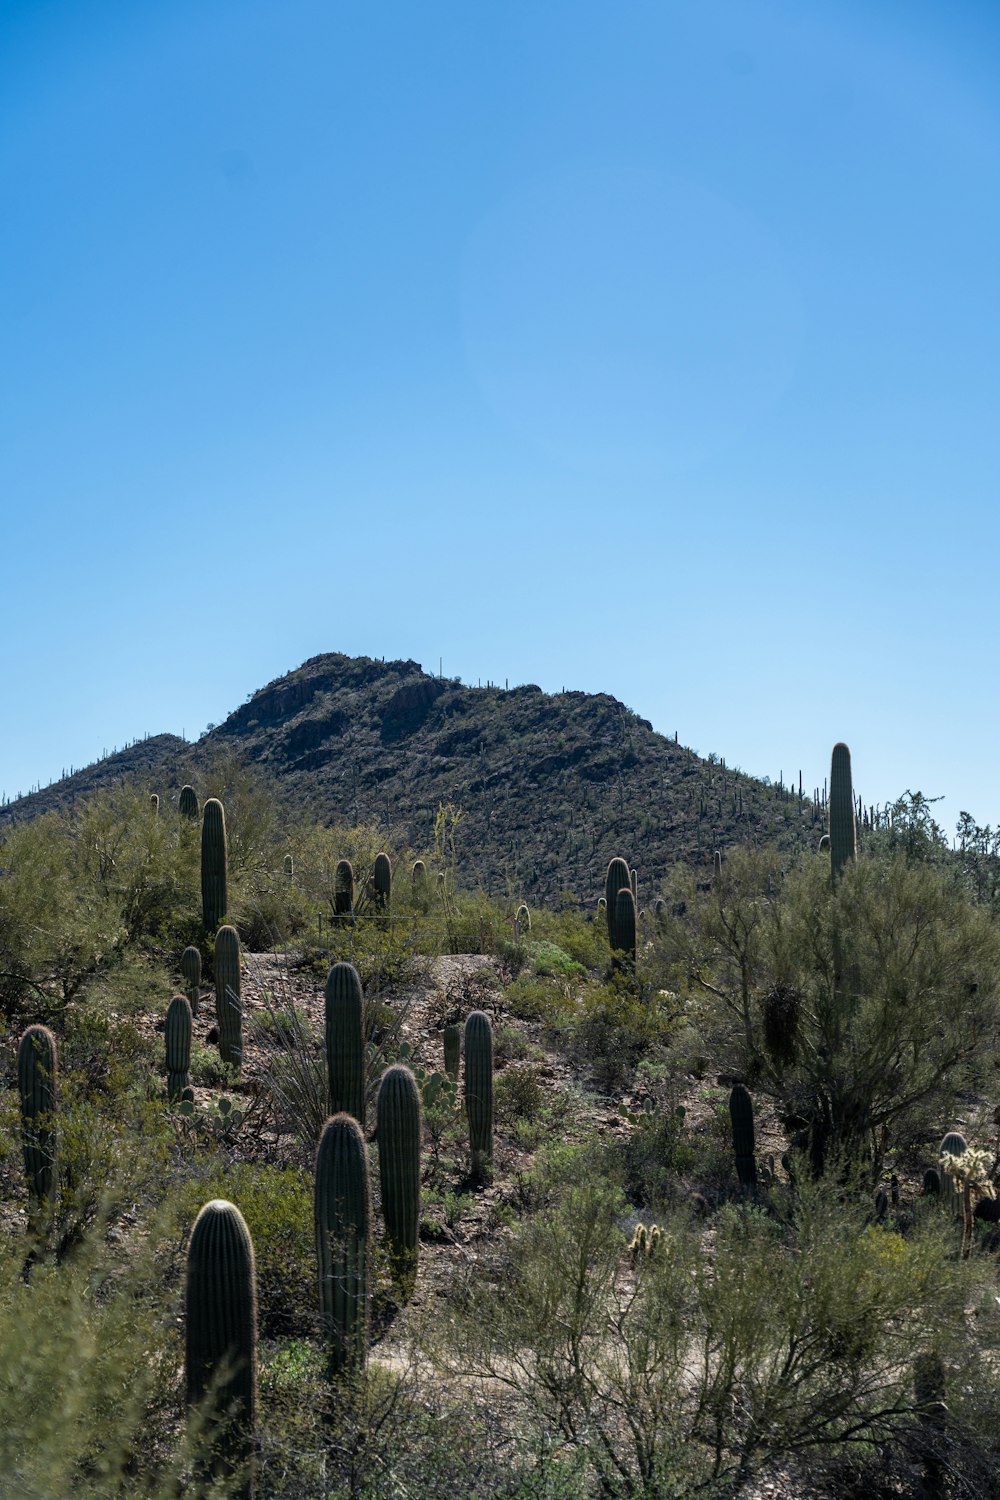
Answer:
939, 1131, 967, 1220
443, 1023, 462, 1081
18, 1025, 58, 1215
185, 1199, 258, 1499
729, 1083, 757, 1191
377, 1065, 422, 1287
201, 798, 229, 931
215, 925, 243, 1070
181, 944, 202, 1017
334, 859, 354, 919
315, 1113, 371, 1375
166, 994, 193, 1101
464, 1010, 494, 1179
179, 783, 200, 820
829, 742, 857, 886
325, 963, 365, 1123
610, 886, 637, 971
373, 852, 391, 911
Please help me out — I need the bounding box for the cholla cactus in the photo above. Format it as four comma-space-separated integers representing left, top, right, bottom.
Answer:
628, 1222, 663, 1261
941, 1143, 995, 1258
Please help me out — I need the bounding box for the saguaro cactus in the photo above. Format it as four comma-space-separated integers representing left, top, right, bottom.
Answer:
464, 1010, 494, 1179
201, 798, 229, 931
179, 784, 200, 820
181, 944, 202, 1017
150, 793, 159, 815
185, 1199, 258, 1499
729, 1084, 757, 1191
373, 852, 391, 911
166, 994, 193, 1101
215, 925, 243, 1070
325, 963, 365, 1123
18, 1025, 58, 1214
283, 853, 294, 879
829, 743, 857, 886
377, 1065, 422, 1287
315, 1113, 371, 1374
333, 859, 354, 919
443, 1023, 462, 1080
514, 903, 530, 936
610, 886, 637, 970
713, 850, 723, 884
605, 857, 631, 922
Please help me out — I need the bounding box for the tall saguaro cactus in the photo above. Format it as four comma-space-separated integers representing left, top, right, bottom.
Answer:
315, 1113, 371, 1375
201, 798, 229, 931
185, 1199, 258, 1500
18, 1025, 58, 1215
829, 743, 857, 886
373, 852, 391, 911
181, 944, 202, 1017
334, 859, 354, 919
215, 925, 243, 1070
464, 1010, 494, 1180
605, 857, 632, 924
179, 784, 200, 820
325, 963, 365, 1123
610, 886, 637, 971
729, 1083, 757, 1191
377, 1064, 422, 1288
166, 994, 193, 1101
443, 1023, 462, 1081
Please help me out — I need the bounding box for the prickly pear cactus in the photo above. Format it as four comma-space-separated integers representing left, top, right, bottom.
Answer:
185, 1199, 258, 1499
181, 944, 202, 1017
18, 1025, 58, 1213
201, 798, 229, 931
443, 1023, 462, 1081
166, 994, 193, 1102
325, 963, 365, 1123
214, 925, 243, 1070
829, 743, 857, 885
373, 852, 391, 911
464, 1010, 494, 1179
377, 1065, 422, 1287
315, 1113, 371, 1374
179, 784, 200, 820
729, 1083, 757, 1191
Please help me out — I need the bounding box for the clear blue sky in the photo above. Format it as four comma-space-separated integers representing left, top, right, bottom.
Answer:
3, 1, 999, 832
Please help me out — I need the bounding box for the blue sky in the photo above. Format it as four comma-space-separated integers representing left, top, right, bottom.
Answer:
2, 0, 998, 832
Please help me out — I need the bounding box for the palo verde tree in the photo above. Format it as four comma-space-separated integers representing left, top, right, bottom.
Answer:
669, 844, 1000, 1174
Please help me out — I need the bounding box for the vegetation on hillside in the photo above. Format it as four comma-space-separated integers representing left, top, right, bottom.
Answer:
3, 753, 1000, 1496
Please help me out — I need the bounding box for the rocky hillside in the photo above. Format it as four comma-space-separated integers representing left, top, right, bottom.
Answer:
2, 653, 825, 900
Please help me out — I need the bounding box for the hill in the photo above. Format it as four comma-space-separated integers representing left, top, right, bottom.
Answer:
1, 653, 826, 900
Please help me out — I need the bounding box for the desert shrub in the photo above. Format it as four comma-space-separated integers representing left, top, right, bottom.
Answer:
0, 1232, 191, 1496
494, 1062, 545, 1125
567, 978, 681, 1094
677, 846, 1000, 1170
432, 1156, 987, 1498
502, 972, 575, 1025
